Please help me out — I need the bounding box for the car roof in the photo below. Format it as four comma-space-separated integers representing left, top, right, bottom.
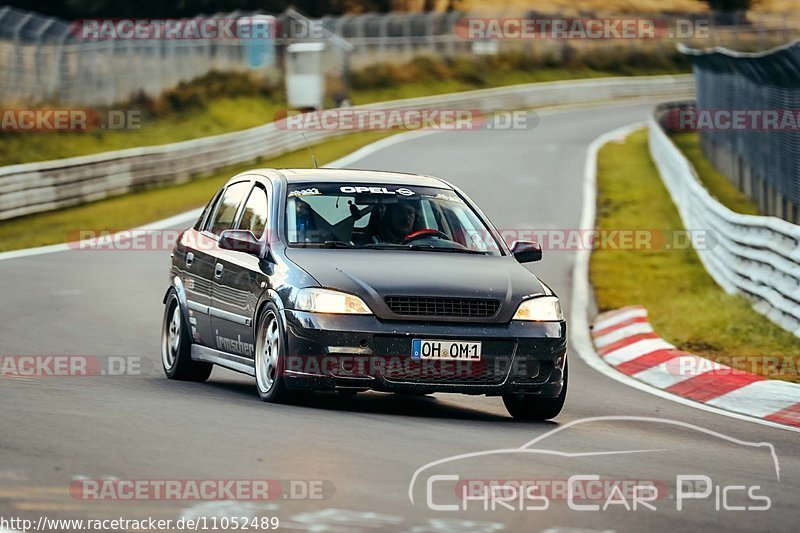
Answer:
242, 168, 451, 189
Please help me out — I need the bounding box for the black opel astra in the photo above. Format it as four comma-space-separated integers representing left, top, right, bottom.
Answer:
162, 168, 567, 419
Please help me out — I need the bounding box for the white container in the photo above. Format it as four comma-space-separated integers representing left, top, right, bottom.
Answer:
285, 42, 326, 109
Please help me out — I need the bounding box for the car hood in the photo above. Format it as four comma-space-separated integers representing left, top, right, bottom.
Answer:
283, 248, 548, 322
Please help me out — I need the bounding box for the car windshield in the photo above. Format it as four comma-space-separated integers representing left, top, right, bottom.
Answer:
285, 182, 502, 255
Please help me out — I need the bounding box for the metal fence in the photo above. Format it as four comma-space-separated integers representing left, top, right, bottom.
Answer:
317, 10, 800, 68
0, 5, 360, 106
679, 39, 800, 224
1, 5, 797, 107
650, 103, 800, 337
0, 6, 283, 105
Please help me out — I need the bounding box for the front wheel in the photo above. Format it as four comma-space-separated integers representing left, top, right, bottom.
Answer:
254, 304, 292, 403
161, 292, 212, 382
503, 359, 568, 420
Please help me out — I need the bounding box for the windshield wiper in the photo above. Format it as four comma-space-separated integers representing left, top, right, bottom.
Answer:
292, 240, 357, 248
408, 245, 488, 255
366, 244, 488, 255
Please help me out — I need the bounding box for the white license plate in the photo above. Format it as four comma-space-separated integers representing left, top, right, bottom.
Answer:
411, 339, 482, 361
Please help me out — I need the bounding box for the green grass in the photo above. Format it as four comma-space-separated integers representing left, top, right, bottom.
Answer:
591, 130, 800, 382
351, 68, 620, 104
0, 67, 683, 167
0, 97, 286, 165
0, 131, 394, 252
670, 132, 761, 216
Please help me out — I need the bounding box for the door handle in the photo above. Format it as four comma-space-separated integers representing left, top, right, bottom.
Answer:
215, 263, 224, 279
185, 252, 194, 267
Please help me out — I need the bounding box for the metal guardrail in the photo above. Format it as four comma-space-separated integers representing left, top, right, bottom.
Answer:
0, 75, 694, 222
649, 102, 800, 337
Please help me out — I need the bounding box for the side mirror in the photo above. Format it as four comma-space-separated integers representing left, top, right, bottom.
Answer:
219, 229, 266, 258
511, 241, 542, 263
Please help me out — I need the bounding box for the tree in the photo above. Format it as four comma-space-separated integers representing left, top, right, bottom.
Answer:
699, 0, 759, 25
4, 0, 353, 19
700, 0, 754, 11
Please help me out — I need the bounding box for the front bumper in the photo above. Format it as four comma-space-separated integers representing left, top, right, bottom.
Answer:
282, 310, 567, 396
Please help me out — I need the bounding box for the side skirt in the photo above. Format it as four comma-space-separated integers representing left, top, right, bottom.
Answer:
191, 345, 255, 377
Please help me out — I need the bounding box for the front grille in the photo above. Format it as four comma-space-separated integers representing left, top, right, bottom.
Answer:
385, 296, 501, 319
382, 359, 506, 384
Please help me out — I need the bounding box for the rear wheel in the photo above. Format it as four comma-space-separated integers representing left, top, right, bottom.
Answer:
503, 360, 568, 420
254, 304, 292, 402
161, 292, 212, 382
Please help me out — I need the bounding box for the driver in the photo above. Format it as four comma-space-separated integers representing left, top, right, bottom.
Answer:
377, 202, 416, 244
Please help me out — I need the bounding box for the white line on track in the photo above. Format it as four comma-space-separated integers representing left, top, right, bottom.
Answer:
0, 208, 203, 262
570, 122, 800, 434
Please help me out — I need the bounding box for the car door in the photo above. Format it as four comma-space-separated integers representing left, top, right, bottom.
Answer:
209, 181, 271, 361
192, 180, 253, 349
174, 190, 221, 347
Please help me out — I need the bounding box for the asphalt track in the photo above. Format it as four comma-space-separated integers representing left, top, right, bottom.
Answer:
1, 101, 797, 532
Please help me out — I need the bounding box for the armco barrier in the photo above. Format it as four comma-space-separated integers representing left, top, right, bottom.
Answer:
0, 75, 693, 221
649, 103, 800, 337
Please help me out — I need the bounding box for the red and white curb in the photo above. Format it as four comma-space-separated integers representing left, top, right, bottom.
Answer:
591, 306, 800, 428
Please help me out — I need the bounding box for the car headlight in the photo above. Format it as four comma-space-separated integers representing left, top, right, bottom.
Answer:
512, 296, 563, 321
295, 288, 373, 315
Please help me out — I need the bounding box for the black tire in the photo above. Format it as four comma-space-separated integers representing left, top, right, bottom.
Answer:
503, 359, 568, 420
161, 292, 213, 382
254, 303, 292, 403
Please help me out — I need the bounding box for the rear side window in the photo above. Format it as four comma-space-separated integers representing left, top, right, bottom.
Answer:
194, 190, 222, 231
238, 186, 269, 239
206, 181, 251, 235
